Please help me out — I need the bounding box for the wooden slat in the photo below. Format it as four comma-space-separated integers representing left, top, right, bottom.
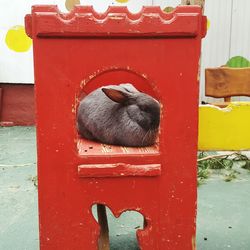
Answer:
205, 67, 250, 98
78, 163, 161, 178
77, 138, 159, 156
97, 204, 110, 250
224, 97, 231, 102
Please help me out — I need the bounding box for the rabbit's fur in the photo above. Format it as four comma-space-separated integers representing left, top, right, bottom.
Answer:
77, 83, 160, 147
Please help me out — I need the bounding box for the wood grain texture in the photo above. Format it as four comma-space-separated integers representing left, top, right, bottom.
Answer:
205, 67, 250, 98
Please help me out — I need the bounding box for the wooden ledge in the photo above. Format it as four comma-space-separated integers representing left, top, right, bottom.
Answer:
78, 163, 161, 178
77, 138, 159, 156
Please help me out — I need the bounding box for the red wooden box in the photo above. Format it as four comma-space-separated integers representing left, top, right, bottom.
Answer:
25, 5, 206, 250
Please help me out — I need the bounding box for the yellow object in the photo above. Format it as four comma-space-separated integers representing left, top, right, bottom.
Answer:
65, 0, 80, 11
115, 0, 129, 3
207, 19, 210, 30
198, 102, 250, 150
5, 25, 32, 52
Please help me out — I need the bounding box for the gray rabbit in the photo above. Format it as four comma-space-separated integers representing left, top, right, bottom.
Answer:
77, 83, 160, 147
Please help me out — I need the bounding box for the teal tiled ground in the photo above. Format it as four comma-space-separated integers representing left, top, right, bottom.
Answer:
0, 127, 250, 250
0, 127, 38, 250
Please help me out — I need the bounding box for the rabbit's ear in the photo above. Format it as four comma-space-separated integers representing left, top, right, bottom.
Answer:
119, 83, 138, 93
102, 88, 130, 103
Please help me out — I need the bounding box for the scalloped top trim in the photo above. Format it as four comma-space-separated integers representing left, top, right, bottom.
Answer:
31, 5, 199, 20
25, 5, 206, 38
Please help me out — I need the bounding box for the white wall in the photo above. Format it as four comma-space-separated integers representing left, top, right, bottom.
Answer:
0, 0, 249, 101
0, 0, 62, 84
200, 0, 250, 102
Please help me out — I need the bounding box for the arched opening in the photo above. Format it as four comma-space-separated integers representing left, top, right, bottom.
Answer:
76, 67, 161, 157
92, 203, 145, 250
79, 67, 159, 100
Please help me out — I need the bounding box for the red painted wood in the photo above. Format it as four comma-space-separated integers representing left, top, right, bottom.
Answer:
78, 163, 161, 177
0, 84, 35, 126
77, 137, 159, 156
25, 5, 206, 38
26, 5, 206, 250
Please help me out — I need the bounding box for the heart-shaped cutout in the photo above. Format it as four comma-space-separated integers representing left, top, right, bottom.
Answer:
92, 204, 145, 250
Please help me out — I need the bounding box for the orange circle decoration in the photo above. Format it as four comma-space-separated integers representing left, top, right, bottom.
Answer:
5, 25, 32, 52
115, 0, 129, 3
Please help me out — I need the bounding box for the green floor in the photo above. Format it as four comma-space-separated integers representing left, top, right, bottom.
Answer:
0, 127, 250, 250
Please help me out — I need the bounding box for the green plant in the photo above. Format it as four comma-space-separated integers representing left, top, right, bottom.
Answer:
197, 152, 250, 185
